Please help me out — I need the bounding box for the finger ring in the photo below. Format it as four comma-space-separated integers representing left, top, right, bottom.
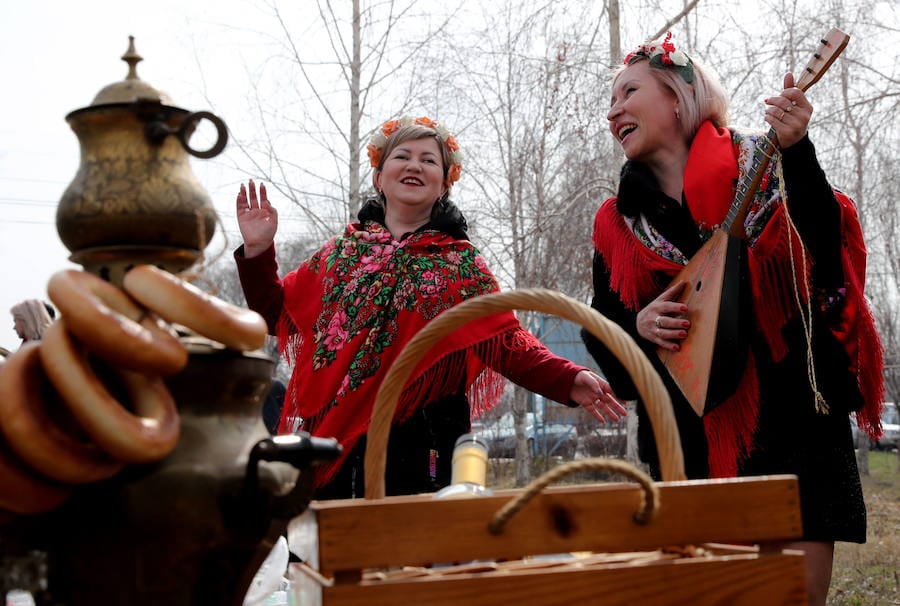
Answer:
785, 105, 793, 113
654, 316, 663, 329
779, 110, 786, 120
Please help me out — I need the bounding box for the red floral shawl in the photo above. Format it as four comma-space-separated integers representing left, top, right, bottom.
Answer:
593, 122, 884, 476
276, 222, 526, 486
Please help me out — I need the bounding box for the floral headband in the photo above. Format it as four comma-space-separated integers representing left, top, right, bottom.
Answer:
623, 32, 694, 84
367, 115, 464, 185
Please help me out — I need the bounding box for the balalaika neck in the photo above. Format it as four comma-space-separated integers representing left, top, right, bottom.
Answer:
721, 126, 779, 239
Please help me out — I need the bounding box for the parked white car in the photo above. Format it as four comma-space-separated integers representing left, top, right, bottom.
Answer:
475, 412, 577, 458
850, 402, 898, 451
872, 402, 899, 450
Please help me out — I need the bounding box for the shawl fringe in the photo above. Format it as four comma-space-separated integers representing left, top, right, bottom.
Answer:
272, 223, 524, 488
297, 325, 519, 488
746, 206, 812, 363
704, 354, 760, 478
836, 194, 886, 439
593, 201, 675, 311
856, 300, 885, 439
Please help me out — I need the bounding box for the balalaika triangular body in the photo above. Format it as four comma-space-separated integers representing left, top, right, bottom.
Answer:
656, 230, 747, 415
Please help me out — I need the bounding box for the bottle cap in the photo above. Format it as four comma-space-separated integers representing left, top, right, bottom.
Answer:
454, 432, 488, 451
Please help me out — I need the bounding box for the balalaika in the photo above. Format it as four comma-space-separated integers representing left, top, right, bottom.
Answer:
657, 28, 850, 416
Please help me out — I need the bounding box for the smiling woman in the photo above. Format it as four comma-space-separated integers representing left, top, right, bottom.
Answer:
583, 31, 885, 606
231, 114, 627, 501
373, 136, 448, 232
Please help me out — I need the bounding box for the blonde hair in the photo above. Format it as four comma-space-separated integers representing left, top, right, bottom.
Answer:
615, 53, 730, 140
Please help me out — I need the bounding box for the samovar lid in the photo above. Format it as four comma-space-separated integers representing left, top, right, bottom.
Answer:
89, 36, 174, 106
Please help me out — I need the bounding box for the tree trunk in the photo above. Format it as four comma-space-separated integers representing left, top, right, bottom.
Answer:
348, 0, 362, 219
513, 386, 532, 487
856, 428, 870, 477
625, 400, 640, 466
607, 0, 620, 66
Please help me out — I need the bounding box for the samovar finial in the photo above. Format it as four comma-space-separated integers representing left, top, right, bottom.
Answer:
122, 35, 143, 81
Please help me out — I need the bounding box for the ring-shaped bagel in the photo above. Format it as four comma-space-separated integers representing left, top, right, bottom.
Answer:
0, 440, 71, 515
39, 321, 181, 464
123, 264, 267, 351
0, 344, 124, 483
47, 269, 187, 376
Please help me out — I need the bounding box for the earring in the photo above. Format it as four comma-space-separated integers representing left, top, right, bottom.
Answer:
674, 107, 680, 120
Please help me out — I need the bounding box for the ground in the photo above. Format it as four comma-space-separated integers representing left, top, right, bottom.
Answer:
830, 451, 900, 605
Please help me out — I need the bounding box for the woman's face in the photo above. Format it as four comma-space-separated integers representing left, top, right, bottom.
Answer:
13, 314, 25, 340
607, 61, 682, 163
374, 137, 447, 212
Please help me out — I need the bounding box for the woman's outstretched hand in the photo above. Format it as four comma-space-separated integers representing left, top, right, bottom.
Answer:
236, 179, 278, 258
637, 281, 690, 351
570, 370, 628, 423
764, 73, 812, 149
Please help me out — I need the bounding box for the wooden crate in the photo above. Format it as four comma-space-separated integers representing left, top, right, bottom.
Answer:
287, 290, 808, 605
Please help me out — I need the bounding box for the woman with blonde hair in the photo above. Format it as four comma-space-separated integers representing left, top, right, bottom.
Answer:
583, 32, 884, 605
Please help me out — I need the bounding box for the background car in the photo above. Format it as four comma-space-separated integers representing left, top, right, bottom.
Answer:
476, 412, 579, 458
871, 402, 898, 450
475, 411, 629, 459
850, 402, 898, 451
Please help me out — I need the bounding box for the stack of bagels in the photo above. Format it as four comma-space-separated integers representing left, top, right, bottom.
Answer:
0, 265, 267, 515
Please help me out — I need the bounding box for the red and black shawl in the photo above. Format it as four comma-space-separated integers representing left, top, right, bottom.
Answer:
276, 222, 535, 486
592, 121, 884, 476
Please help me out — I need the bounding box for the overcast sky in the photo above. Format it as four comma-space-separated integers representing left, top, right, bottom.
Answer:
0, 0, 277, 351
2, 1, 896, 352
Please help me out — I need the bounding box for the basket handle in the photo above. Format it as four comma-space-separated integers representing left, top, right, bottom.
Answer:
363, 288, 685, 500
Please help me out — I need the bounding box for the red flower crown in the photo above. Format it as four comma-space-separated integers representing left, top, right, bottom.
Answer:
623, 32, 694, 83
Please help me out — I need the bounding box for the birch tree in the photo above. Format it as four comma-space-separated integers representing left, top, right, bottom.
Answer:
222, 0, 459, 243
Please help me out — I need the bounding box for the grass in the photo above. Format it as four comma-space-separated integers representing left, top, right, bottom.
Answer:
830, 450, 900, 605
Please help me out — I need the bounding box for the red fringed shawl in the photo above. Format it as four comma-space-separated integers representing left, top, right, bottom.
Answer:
276, 222, 527, 487
593, 122, 885, 477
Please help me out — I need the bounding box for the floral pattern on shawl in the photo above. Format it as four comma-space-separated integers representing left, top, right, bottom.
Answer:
307, 222, 497, 406
733, 129, 782, 242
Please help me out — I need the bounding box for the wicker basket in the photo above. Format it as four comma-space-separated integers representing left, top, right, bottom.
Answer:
287, 289, 806, 605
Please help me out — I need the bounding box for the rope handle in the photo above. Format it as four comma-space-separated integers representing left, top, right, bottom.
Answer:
487, 457, 659, 535
364, 288, 685, 500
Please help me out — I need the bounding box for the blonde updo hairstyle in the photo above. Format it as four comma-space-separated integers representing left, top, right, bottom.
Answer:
617, 52, 730, 141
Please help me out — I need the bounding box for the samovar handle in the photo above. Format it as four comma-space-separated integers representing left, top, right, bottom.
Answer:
242, 433, 342, 519
145, 110, 229, 159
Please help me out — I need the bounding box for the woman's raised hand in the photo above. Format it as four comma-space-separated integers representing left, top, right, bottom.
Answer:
764, 73, 812, 149
570, 370, 628, 423
236, 180, 278, 258
637, 281, 690, 351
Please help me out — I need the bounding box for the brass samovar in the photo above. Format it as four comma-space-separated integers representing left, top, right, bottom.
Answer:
1, 38, 339, 605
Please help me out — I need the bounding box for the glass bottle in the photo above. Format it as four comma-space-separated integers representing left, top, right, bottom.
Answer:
431, 433, 494, 569
433, 433, 492, 499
